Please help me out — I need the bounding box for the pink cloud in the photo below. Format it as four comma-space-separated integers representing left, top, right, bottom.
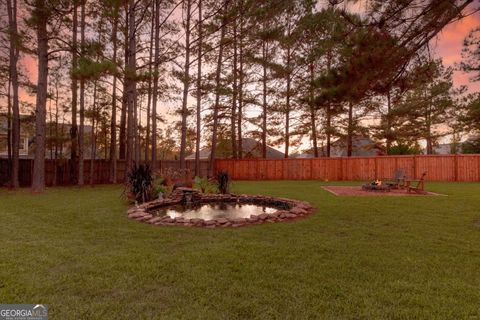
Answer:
434, 12, 480, 92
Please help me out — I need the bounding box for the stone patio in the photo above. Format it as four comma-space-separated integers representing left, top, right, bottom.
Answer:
322, 186, 445, 196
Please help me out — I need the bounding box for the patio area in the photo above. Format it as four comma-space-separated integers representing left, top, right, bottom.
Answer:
322, 185, 445, 196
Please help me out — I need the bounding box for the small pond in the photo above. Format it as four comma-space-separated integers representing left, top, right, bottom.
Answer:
152, 202, 279, 220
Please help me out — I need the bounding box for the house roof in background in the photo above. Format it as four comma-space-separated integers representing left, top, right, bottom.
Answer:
186, 138, 284, 159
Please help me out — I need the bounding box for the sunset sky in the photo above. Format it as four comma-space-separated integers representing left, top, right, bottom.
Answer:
433, 11, 480, 93
17, 6, 480, 110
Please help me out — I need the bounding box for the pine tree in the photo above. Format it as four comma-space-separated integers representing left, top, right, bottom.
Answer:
6, 0, 20, 187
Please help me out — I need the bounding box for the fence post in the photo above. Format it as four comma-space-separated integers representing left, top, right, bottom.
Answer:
478, 155, 480, 182
454, 154, 458, 182
310, 159, 313, 180
413, 155, 417, 179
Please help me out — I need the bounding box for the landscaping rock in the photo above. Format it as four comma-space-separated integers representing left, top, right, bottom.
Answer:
258, 213, 269, 220
136, 214, 153, 221
147, 216, 163, 224
128, 212, 146, 219
221, 222, 232, 227
231, 218, 247, 224
215, 218, 229, 224
190, 218, 205, 226
291, 207, 308, 215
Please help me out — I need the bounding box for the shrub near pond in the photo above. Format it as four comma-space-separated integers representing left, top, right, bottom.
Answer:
125, 164, 154, 203
193, 176, 218, 193
216, 171, 230, 194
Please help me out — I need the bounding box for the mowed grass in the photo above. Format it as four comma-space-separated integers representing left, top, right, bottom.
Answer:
0, 181, 480, 319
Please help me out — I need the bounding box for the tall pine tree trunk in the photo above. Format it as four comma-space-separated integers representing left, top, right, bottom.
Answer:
347, 101, 353, 157
326, 105, 331, 157
119, 5, 128, 161
32, 0, 49, 193
151, 0, 160, 170
231, 15, 238, 159
109, 7, 118, 183
284, 45, 291, 159
179, 0, 192, 169
425, 101, 433, 155
194, 0, 202, 176
125, 0, 136, 171
71, 2, 78, 183
7, 76, 12, 182
53, 78, 59, 186
90, 81, 97, 185
7, 0, 19, 188
133, 96, 140, 163
209, 2, 227, 176
145, 3, 154, 164
78, 2, 86, 186
261, 40, 267, 159
310, 62, 318, 157
237, 10, 243, 159
386, 91, 392, 152
326, 50, 332, 157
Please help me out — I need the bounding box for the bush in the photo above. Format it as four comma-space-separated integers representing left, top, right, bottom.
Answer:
387, 143, 421, 155
462, 139, 480, 154
152, 177, 169, 196
216, 171, 230, 194
125, 164, 154, 203
193, 176, 218, 193
161, 167, 192, 187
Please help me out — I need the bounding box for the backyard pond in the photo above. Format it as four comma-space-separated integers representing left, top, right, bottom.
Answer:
129, 188, 314, 228
152, 202, 279, 220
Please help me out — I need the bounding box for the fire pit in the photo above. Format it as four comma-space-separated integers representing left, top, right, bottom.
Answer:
362, 180, 390, 192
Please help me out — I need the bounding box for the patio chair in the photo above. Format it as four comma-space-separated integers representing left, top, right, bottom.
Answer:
406, 172, 427, 194
384, 169, 406, 189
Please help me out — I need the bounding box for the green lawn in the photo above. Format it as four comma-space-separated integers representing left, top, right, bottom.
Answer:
1, 181, 479, 319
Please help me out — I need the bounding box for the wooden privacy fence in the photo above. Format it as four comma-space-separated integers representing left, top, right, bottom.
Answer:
215, 154, 480, 182
0, 159, 210, 187
3, 155, 480, 186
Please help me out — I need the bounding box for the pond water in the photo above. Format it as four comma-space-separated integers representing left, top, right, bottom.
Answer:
153, 202, 279, 220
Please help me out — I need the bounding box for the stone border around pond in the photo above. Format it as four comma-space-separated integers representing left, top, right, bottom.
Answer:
126, 191, 315, 228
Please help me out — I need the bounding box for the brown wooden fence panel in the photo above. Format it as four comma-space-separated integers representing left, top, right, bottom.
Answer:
457, 155, 480, 182
415, 155, 456, 181
215, 155, 480, 182
0, 159, 210, 187
344, 157, 376, 180
3, 156, 480, 186
376, 156, 397, 179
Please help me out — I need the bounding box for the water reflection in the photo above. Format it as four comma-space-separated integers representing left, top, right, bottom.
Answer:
154, 202, 278, 220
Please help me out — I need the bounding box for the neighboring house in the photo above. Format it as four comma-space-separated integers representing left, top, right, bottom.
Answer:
0, 113, 93, 159
293, 136, 385, 158
186, 138, 284, 159
290, 153, 314, 159
421, 143, 455, 155
0, 114, 35, 158
328, 136, 386, 157
423, 136, 480, 155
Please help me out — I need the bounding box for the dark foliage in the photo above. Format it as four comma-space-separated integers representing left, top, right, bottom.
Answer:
125, 164, 154, 203
216, 170, 230, 194
462, 139, 480, 154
